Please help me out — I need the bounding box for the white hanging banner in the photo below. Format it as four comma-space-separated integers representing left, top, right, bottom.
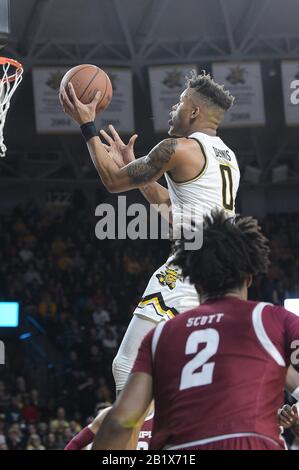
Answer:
212, 62, 265, 127
149, 65, 197, 132
32, 67, 134, 134
99, 68, 134, 133
281, 61, 299, 126
32, 67, 75, 133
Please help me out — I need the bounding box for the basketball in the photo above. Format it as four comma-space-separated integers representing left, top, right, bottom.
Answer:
60, 64, 113, 113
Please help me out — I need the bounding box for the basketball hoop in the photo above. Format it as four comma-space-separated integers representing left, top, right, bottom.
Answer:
0, 57, 23, 157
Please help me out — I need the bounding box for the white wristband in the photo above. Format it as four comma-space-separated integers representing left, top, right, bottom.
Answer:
292, 386, 299, 401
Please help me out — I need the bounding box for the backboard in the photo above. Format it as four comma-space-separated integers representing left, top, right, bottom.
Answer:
0, 0, 10, 49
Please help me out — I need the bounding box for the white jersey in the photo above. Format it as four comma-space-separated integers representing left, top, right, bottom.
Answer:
133, 132, 240, 323
165, 131, 240, 227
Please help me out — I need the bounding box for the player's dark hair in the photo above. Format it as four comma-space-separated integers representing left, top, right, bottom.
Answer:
172, 210, 270, 299
187, 70, 235, 111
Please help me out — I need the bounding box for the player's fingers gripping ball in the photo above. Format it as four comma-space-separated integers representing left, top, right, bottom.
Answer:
60, 64, 113, 113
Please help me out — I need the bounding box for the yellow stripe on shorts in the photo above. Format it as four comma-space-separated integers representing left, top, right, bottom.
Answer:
138, 292, 178, 319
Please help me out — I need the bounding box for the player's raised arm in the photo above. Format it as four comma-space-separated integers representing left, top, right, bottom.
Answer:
106, 138, 178, 192
87, 137, 179, 193
59, 83, 179, 193
101, 125, 171, 206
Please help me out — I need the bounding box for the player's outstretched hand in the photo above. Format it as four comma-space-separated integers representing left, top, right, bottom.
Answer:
277, 404, 299, 428
59, 83, 101, 125
100, 124, 138, 168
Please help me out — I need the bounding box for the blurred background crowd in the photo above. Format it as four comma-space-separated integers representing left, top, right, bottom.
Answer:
0, 199, 298, 449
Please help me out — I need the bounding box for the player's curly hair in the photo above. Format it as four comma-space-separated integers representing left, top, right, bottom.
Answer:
187, 70, 235, 111
172, 210, 270, 299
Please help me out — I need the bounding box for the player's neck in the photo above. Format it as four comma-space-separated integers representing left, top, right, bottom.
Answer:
190, 122, 218, 136
201, 287, 248, 303
224, 284, 248, 301
223, 290, 247, 301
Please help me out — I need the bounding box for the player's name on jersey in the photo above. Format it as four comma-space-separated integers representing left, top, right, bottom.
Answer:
186, 313, 224, 327
213, 147, 232, 162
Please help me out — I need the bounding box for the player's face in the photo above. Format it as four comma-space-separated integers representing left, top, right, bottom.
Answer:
168, 89, 194, 137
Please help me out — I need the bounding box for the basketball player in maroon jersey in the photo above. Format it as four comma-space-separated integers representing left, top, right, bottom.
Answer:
92, 210, 299, 450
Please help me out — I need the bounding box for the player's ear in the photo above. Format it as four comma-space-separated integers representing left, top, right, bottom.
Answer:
246, 275, 253, 288
191, 106, 200, 119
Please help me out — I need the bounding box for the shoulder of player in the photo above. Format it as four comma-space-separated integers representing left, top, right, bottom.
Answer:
148, 137, 204, 173
163, 137, 204, 164
175, 137, 203, 153
262, 303, 299, 327
177, 138, 206, 176
275, 304, 299, 321
154, 137, 202, 155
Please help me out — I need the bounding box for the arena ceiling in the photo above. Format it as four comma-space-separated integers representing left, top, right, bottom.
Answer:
0, 0, 298, 186
5, 0, 299, 72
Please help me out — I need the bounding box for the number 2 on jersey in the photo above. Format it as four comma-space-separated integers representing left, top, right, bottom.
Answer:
220, 164, 234, 211
179, 329, 219, 391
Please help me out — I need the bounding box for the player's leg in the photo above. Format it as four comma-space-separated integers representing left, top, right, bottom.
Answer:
111, 262, 199, 448
65, 315, 155, 451
111, 268, 169, 448
113, 260, 198, 393
111, 263, 183, 447
65, 308, 159, 450
111, 316, 156, 447
112, 315, 157, 393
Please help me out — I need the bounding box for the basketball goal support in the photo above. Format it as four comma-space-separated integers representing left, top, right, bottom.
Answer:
0, 57, 23, 157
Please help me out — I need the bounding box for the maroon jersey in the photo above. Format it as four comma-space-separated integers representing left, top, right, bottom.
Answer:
132, 296, 299, 450
136, 411, 154, 450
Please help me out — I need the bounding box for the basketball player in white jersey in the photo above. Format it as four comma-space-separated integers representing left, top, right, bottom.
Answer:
60, 71, 240, 399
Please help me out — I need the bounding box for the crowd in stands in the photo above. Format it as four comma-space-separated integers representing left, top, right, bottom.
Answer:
0, 199, 298, 449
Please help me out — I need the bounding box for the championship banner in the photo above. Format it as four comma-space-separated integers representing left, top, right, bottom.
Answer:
32, 67, 134, 134
212, 62, 265, 127
98, 68, 134, 133
149, 65, 197, 132
281, 61, 299, 125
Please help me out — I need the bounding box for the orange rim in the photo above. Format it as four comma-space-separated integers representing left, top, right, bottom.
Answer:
0, 56, 23, 83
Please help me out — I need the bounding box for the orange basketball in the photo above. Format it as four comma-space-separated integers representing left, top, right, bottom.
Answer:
60, 64, 113, 113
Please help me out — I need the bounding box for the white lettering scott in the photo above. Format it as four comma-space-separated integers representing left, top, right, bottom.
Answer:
186, 313, 224, 327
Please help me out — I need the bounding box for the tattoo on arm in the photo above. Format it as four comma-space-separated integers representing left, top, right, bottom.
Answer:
126, 139, 178, 184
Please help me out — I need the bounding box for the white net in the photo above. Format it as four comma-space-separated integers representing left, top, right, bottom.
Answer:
0, 59, 23, 157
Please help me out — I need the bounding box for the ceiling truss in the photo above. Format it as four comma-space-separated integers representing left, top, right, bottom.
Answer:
3, 0, 298, 68
1, 0, 298, 184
